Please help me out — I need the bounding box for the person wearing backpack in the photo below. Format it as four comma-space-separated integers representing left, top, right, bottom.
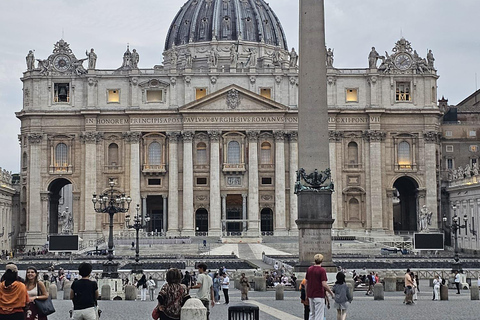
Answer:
332, 272, 353, 320
299, 278, 309, 320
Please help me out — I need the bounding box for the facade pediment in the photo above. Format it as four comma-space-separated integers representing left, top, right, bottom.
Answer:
179, 85, 288, 113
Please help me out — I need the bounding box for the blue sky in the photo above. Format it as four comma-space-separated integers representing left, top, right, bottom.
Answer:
0, 0, 479, 172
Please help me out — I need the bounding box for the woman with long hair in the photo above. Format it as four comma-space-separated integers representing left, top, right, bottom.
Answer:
24, 266, 49, 320
136, 273, 148, 301
155, 268, 189, 320
0, 264, 29, 320
332, 272, 353, 320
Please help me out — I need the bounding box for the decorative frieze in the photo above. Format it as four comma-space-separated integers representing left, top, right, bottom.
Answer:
328, 131, 343, 141
226, 89, 241, 109
80, 131, 103, 143
363, 130, 386, 142
424, 131, 441, 143
123, 131, 142, 143
28, 133, 43, 144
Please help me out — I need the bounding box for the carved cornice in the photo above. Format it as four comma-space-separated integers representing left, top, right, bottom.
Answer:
123, 131, 142, 143
362, 130, 386, 142
329, 131, 343, 141
167, 131, 181, 143
80, 131, 103, 144
182, 131, 194, 142
28, 133, 43, 144
288, 131, 298, 142
208, 130, 221, 142
246, 131, 260, 141
274, 131, 286, 141
424, 131, 441, 143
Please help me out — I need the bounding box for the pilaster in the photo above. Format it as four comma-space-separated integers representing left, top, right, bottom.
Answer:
274, 131, 287, 235
208, 131, 222, 236
182, 131, 195, 236
424, 131, 440, 228
167, 132, 180, 236
246, 131, 260, 236
288, 132, 299, 234
124, 131, 142, 209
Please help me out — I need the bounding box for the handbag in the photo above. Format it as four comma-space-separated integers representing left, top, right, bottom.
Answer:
151, 306, 161, 320
35, 286, 56, 316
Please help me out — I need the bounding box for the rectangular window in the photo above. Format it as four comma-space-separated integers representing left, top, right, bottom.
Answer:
445, 131, 452, 137
447, 158, 453, 170
107, 89, 120, 103
261, 177, 272, 185
54, 83, 70, 103
446, 145, 454, 153
148, 179, 161, 186
396, 82, 411, 102
196, 88, 207, 100
147, 90, 163, 102
196, 177, 208, 185
471, 158, 478, 167
470, 145, 478, 152
260, 88, 271, 99
346, 88, 358, 102
470, 130, 477, 137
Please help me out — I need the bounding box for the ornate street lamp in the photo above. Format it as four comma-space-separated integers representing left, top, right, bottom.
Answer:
92, 178, 131, 278
125, 204, 150, 273
442, 204, 468, 273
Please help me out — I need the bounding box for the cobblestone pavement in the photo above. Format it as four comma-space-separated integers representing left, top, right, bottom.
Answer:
49, 283, 480, 320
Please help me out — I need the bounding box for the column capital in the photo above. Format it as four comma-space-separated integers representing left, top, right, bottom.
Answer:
424, 131, 441, 143
362, 130, 385, 142
182, 131, 195, 142
274, 131, 286, 141
167, 131, 181, 143
242, 193, 248, 199
28, 133, 43, 144
40, 192, 50, 202
123, 131, 142, 143
81, 131, 104, 144
221, 194, 227, 199
208, 130, 221, 141
328, 130, 343, 141
246, 131, 260, 141
288, 131, 298, 142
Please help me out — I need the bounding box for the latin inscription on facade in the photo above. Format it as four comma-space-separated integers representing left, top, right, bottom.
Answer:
85, 116, 298, 125
227, 176, 242, 186
328, 116, 381, 124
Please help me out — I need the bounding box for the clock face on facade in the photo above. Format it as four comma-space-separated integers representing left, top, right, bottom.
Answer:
53, 54, 71, 72
394, 53, 412, 70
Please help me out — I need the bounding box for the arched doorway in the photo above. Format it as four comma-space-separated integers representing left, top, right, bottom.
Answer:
47, 178, 73, 234
393, 176, 418, 232
195, 209, 208, 235
261, 208, 274, 236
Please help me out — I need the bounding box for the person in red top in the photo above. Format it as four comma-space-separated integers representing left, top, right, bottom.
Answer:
0, 263, 30, 320
305, 254, 334, 320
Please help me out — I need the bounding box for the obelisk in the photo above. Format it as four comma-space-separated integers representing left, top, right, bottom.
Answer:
295, 0, 335, 271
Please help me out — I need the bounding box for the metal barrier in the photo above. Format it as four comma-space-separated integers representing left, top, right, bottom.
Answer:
228, 305, 259, 320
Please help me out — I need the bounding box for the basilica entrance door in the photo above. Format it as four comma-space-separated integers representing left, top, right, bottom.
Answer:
146, 196, 163, 233
226, 194, 242, 234
195, 209, 208, 235
260, 208, 274, 236
48, 178, 73, 235
393, 177, 418, 232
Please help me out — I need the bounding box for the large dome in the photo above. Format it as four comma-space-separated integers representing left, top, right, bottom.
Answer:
165, 0, 288, 51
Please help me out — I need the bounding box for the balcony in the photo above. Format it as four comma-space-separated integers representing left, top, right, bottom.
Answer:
49, 165, 73, 174
142, 164, 167, 175
222, 163, 246, 174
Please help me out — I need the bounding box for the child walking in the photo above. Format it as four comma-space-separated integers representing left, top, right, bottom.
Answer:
332, 272, 353, 320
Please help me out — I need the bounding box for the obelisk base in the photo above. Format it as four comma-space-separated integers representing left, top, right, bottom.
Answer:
295, 191, 336, 272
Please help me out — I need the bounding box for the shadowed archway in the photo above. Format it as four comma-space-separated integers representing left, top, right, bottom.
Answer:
47, 178, 72, 234
393, 176, 419, 232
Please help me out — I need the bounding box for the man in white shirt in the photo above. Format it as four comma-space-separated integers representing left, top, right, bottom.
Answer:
192, 263, 215, 320
454, 271, 461, 294
221, 273, 230, 304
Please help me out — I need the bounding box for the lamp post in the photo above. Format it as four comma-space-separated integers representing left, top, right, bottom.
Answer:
442, 204, 468, 273
125, 204, 150, 273
92, 178, 132, 278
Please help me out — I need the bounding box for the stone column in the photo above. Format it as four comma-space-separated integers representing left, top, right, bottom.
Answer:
81, 132, 103, 237
424, 132, 440, 228
289, 132, 298, 233
167, 132, 180, 236
182, 131, 195, 236
221, 194, 227, 235
208, 131, 222, 236
364, 130, 385, 231
275, 131, 287, 235
142, 197, 147, 220
27, 133, 43, 241
247, 131, 260, 236
329, 131, 343, 230
162, 196, 167, 234
242, 194, 247, 232
125, 132, 142, 210
296, 0, 334, 270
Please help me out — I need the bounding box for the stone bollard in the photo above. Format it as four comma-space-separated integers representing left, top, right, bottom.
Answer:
440, 285, 448, 300
470, 282, 479, 300
275, 285, 284, 300
48, 283, 58, 300
101, 284, 111, 301
234, 277, 241, 290
384, 277, 396, 292
181, 298, 207, 320
373, 283, 384, 300
346, 283, 354, 300
125, 285, 137, 301
254, 276, 266, 291
63, 281, 72, 300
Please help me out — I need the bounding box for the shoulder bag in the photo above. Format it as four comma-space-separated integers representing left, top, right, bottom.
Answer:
35, 285, 56, 316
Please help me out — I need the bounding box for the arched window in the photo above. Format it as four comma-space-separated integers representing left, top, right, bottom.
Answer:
398, 141, 411, 168
227, 141, 241, 164
148, 142, 162, 165
348, 198, 360, 220
108, 143, 119, 166
260, 142, 272, 164
347, 142, 358, 166
55, 143, 68, 167
196, 142, 207, 165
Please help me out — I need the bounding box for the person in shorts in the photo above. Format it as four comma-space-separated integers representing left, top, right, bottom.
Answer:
191, 263, 214, 320
70, 263, 99, 320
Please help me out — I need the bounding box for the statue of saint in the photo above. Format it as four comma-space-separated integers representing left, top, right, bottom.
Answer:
185, 47, 193, 68
59, 207, 73, 234
85, 48, 97, 69
26, 50, 35, 70
131, 49, 140, 69
209, 47, 218, 67
419, 205, 432, 232
427, 49, 435, 69
245, 48, 257, 67
230, 44, 238, 65
368, 47, 380, 69
122, 46, 132, 68
171, 47, 178, 68
289, 48, 298, 67
326, 48, 334, 67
